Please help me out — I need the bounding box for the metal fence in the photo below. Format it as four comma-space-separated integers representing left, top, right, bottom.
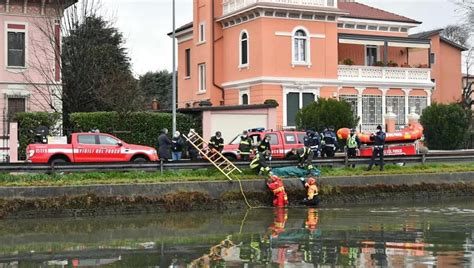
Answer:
0, 151, 473, 174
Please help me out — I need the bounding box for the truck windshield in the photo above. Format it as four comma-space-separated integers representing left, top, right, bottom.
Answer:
229, 135, 241, 145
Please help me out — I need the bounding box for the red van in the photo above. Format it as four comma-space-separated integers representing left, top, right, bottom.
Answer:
222, 130, 306, 160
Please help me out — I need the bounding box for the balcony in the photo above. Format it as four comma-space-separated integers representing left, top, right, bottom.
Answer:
338, 65, 431, 83
222, 0, 337, 16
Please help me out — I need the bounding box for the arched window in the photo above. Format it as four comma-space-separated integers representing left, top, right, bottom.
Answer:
293, 29, 308, 63
242, 93, 249, 105
240, 31, 249, 66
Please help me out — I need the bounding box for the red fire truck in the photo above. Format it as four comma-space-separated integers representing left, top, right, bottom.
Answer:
222, 129, 306, 160
26, 133, 159, 164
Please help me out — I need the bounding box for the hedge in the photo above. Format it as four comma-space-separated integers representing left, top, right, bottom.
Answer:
420, 103, 471, 150
15, 112, 62, 159
69, 112, 201, 147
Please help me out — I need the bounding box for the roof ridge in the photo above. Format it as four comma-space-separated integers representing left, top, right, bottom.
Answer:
343, 1, 420, 23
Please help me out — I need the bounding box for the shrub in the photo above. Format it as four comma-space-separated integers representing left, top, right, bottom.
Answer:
387, 61, 398, 67
296, 98, 358, 132
69, 112, 201, 147
373, 61, 385, 67
342, 58, 354, 65
420, 103, 471, 150
15, 112, 62, 159
264, 99, 279, 107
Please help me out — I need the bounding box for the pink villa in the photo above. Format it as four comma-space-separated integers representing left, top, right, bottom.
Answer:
172, 0, 466, 133
0, 0, 74, 160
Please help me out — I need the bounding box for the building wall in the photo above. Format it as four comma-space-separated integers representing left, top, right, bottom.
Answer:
0, 2, 63, 135
437, 40, 463, 103
429, 35, 442, 103
221, 17, 338, 83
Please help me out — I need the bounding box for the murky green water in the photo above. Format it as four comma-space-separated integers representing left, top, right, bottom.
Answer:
0, 200, 473, 267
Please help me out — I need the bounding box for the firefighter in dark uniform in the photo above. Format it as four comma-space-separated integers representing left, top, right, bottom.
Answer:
292, 146, 315, 170
249, 135, 272, 175
304, 130, 321, 157
321, 126, 338, 158
257, 135, 272, 154
366, 125, 386, 171
209, 131, 224, 153
238, 130, 253, 161
250, 150, 271, 175
346, 128, 361, 168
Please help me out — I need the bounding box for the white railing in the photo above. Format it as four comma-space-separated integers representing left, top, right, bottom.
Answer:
222, 0, 336, 15
338, 65, 431, 83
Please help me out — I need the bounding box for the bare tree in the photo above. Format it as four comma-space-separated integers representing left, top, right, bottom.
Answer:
442, 25, 470, 46
25, 0, 102, 112
462, 48, 474, 108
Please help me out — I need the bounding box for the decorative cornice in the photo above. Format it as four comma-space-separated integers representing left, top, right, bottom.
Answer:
221, 76, 435, 90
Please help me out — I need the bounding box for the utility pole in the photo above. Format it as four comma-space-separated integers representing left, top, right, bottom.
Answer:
172, 0, 177, 134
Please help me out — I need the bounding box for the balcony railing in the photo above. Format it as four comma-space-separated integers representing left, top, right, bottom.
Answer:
222, 0, 337, 16
338, 65, 431, 83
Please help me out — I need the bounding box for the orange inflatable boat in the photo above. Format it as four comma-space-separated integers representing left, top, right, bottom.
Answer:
337, 122, 423, 144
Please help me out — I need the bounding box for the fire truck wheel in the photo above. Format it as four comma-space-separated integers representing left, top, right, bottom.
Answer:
132, 156, 148, 162
49, 157, 69, 165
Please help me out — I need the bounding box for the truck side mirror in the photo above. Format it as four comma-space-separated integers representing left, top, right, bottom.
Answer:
117, 142, 123, 147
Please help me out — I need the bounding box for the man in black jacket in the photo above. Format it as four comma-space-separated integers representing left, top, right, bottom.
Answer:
366, 125, 386, 171
157, 128, 172, 161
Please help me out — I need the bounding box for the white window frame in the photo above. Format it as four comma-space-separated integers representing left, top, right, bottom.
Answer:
291, 27, 311, 67
4, 21, 28, 70
283, 87, 320, 128
239, 29, 249, 68
198, 63, 206, 93
239, 88, 250, 105
364, 45, 380, 66
198, 22, 206, 44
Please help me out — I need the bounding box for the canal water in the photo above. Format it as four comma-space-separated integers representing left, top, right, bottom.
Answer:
0, 200, 473, 267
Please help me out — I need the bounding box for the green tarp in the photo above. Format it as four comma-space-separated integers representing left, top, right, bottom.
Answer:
271, 166, 321, 178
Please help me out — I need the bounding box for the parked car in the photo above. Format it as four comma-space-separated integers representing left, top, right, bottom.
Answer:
26, 133, 159, 164
222, 130, 306, 160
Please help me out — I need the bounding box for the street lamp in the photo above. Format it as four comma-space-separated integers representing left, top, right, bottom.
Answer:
172, 0, 177, 134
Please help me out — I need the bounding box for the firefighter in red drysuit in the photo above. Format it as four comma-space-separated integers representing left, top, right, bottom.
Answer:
266, 175, 289, 207
305, 208, 319, 233
268, 207, 288, 238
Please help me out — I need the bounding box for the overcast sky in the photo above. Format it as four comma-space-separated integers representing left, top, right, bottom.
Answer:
99, 0, 464, 76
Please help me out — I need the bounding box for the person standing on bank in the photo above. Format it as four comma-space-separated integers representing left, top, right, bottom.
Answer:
366, 125, 386, 171
171, 131, 184, 161
238, 130, 253, 161
157, 128, 172, 162
346, 128, 361, 168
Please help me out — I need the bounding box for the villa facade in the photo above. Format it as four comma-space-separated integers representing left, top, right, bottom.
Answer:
172, 0, 466, 131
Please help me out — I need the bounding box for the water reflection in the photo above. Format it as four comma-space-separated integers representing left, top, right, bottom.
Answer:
0, 201, 473, 267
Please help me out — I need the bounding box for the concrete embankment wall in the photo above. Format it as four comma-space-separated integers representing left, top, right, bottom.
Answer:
0, 172, 474, 218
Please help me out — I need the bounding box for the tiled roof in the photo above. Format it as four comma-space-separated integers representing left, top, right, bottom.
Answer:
409, 29, 443, 39
338, 1, 421, 24
167, 22, 193, 36
410, 29, 469, 51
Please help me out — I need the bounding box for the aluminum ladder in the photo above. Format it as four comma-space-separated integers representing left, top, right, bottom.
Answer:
184, 130, 242, 181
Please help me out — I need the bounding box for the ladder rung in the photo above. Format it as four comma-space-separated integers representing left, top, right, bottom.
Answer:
216, 161, 227, 168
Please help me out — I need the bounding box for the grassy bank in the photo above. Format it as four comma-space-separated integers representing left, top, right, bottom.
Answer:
0, 162, 474, 187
